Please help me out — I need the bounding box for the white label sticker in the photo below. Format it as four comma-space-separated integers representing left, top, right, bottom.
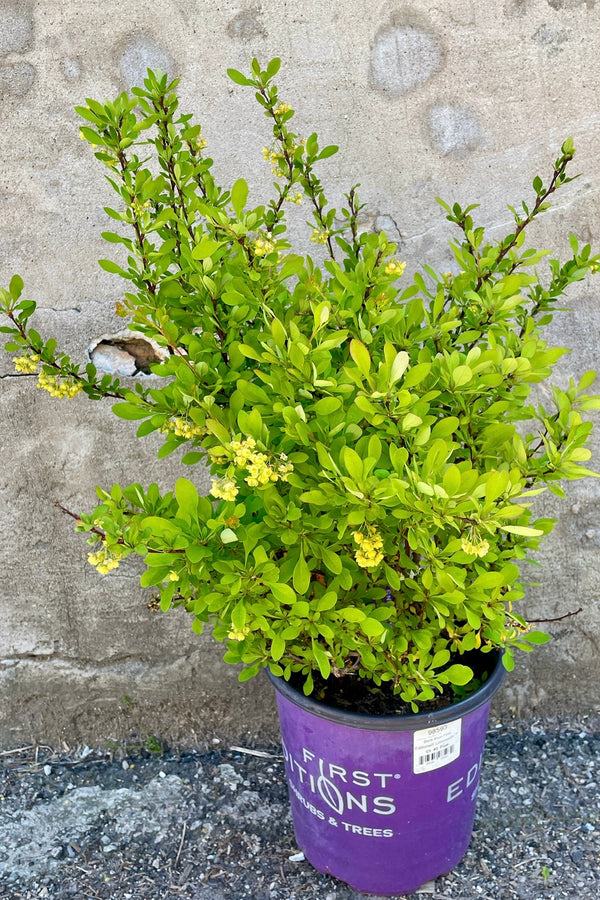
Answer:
413, 719, 462, 774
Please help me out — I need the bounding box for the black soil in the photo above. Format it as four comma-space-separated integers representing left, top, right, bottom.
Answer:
290, 650, 500, 717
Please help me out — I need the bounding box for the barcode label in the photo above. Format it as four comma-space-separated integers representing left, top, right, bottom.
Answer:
413, 720, 462, 774
418, 745, 455, 766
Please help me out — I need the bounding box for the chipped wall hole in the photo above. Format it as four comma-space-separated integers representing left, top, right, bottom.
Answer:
88, 331, 167, 376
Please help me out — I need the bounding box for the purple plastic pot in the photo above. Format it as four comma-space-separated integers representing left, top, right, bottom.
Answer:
268, 654, 505, 896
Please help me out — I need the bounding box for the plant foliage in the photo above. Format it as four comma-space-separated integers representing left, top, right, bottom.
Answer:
2, 60, 599, 708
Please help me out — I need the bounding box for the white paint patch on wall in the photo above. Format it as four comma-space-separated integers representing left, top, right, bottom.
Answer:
0, 61, 34, 97
370, 24, 442, 95
119, 35, 173, 87
427, 105, 487, 157
62, 57, 82, 81
0, 6, 33, 56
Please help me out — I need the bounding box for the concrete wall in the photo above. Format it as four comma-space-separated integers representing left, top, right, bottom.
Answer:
1, 0, 600, 748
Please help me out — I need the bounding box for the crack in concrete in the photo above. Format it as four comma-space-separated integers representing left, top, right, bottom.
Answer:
2, 651, 195, 669
384, 213, 404, 245
38, 307, 83, 314
0, 371, 37, 379
405, 183, 600, 246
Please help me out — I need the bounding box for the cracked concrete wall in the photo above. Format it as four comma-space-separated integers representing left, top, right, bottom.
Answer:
1, 0, 600, 748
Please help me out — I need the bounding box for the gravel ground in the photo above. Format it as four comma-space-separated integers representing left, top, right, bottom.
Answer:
0, 715, 598, 900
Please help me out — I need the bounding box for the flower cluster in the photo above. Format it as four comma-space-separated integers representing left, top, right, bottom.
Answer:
253, 235, 275, 256
131, 198, 151, 218
37, 371, 83, 398
262, 146, 286, 177
13, 354, 39, 373
246, 451, 293, 486
88, 543, 123, 575
227, 624, 251, 641
160, 417, 206, 439
209, 438, 294, 501
352, 526, 384, 568
461, 535, 490, 557
262, 138, 304, 177
285, 192, 303, 205
310, 228, 330, 245
185, 132, 208, 152
210, 479, 239, 502
231, 437, 293, 486
230, 436, 258, 466
274, 102, 292, 116
384, 259, 406, 277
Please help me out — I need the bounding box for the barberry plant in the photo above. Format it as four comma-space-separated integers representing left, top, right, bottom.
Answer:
1, 58, 599, 708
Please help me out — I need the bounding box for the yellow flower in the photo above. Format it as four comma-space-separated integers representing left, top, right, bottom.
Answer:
461, 536, 490, 558
160, 417, 206, 439
14, 354, 39, 374
88, 543, 122, 574
37, 371, 83, 398
253, 237, 275, 257
274, 102, 292, 115
277, 454, 294, 481
225, 438, 294, 490
262, 146, 286, 177
352, 526, 384, 568
210, 479, 239, 502
231, 436, 256, 465
186, 133, 208, 152
384, 259, 406, 278
245, 451, 272, 485
310, 228, 330, 245
131, 198, 151, 218
227, 625, 250, 641
262, 147, 277, 163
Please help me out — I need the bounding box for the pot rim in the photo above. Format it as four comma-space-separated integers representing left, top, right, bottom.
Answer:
266, 650, 505, 732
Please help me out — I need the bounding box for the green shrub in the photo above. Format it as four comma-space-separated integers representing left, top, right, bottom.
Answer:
2, 58, 599, 708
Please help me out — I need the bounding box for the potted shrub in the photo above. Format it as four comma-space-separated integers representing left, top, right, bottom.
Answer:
1, 59, 598, 895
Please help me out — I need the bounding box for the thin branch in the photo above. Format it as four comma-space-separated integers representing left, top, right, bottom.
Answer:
474, 155, 569, 294
55, 501, 103, 537
528, 607, 583, 624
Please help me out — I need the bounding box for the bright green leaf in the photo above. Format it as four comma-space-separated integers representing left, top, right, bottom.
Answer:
269, 582, 296, 605
350, 339, 371, 376
231, 178, 249, 218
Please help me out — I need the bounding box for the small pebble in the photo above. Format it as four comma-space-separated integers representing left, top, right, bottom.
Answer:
288, 851, 305, 862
